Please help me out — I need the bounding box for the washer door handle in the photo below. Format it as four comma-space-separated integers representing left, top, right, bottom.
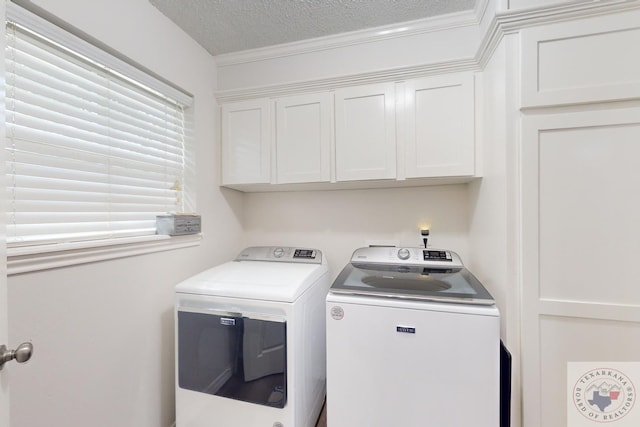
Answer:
0, 342, 33, 370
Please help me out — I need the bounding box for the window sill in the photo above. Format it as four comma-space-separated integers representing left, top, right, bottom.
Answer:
7, 234, 202, 275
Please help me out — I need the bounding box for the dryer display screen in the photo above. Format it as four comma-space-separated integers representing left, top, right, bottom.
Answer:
294, 249, 316, 259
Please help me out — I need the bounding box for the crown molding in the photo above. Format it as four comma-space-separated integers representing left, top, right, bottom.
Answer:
215, 59, 480, 102
214, 6, 484, 68
215, 0, 640, 103
476, 0, 640, 68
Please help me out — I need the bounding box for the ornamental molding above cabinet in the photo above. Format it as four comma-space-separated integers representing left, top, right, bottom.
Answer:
215, 0, 639, 102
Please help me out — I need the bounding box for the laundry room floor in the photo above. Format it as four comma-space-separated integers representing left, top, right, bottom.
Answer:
315, 401, 327, 427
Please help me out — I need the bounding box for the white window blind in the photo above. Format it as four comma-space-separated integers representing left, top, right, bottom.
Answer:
5, 6, 194, 249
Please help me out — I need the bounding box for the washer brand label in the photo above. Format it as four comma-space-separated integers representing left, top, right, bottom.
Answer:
330, 306, 344, 320
220, 317, 236, 326
396, 326, 416, 334
568, 362, 639, 426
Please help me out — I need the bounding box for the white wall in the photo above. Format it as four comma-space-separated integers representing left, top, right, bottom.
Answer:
468, 44, 509, 334
6, 1, 244, 426
468, 36, 522, 427
244, 185, 471, 282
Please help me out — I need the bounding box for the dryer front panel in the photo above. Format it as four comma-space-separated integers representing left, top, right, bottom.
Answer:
177, 309, 287, 408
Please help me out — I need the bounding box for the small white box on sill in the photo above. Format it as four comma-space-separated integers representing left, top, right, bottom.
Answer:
156, 214, 201, 236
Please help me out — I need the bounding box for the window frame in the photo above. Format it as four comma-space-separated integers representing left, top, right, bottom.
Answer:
4, 3, 200, 275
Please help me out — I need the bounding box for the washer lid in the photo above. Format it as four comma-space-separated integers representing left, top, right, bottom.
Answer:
330, 262, 495, 306
175, 260, 328, 302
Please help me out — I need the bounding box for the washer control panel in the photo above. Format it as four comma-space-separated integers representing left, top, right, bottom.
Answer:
423, 250, 453, 262
397, 248, 411, 260
352, 246, 462, 267
235, 246, 322, 264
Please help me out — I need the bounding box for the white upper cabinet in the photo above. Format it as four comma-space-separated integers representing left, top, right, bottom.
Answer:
275, 93, 332, 184
403, 73, 475, 178
221, 99, 271, 185
334, 83, 397, 181
219, 74, 478, 191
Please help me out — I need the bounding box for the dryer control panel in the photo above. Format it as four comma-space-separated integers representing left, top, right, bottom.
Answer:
235, 246, 323, 264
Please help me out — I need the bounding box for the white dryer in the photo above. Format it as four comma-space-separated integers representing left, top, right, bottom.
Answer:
175, 246, 329, 427
326, 246, 501, 427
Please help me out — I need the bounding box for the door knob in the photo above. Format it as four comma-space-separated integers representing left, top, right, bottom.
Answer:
0, 342, 33, 370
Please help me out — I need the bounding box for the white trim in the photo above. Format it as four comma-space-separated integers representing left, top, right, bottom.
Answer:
539, 299, 640, 323
6, 2, 193, 107
215, 0, 640, 104
7, 234, 202, 275
215, 59, 479, 102
477, 0, 640, 67
214, 7, 484, 67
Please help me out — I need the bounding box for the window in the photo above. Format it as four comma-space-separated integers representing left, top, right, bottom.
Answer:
5, 4, 196, 270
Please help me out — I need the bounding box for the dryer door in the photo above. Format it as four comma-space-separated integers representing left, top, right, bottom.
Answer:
177, 309, 287, 408
243, 317, 286, 382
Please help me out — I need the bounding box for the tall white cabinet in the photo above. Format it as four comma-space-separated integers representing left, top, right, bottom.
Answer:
518, 9, 640, 427
521, 108, 640, 427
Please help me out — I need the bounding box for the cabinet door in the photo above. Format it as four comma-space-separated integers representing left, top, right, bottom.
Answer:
521, 11, 640, 107
275, 93, 332, 184
221, 99, 271, 185
335, 83, 396, 181
520, 108, 640, 427
404, 73, 475, 178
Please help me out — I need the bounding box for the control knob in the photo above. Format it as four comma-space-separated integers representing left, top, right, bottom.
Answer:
273, 247, 284, 258
397, 248, 411, 260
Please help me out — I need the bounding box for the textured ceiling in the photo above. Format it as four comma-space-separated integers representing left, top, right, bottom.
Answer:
148, 0, 477, 56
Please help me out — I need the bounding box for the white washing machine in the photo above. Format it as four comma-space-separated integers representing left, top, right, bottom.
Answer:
175, 246, 329, 427
326, 246, 501, 427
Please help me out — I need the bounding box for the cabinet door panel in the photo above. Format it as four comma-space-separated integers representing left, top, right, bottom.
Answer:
221, 99, 271, 185
276, 93, 332, 184
521, 108, 640, 427
404, 73, 475, 178
335, 83, 396, 181
521, 11, 640, 107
